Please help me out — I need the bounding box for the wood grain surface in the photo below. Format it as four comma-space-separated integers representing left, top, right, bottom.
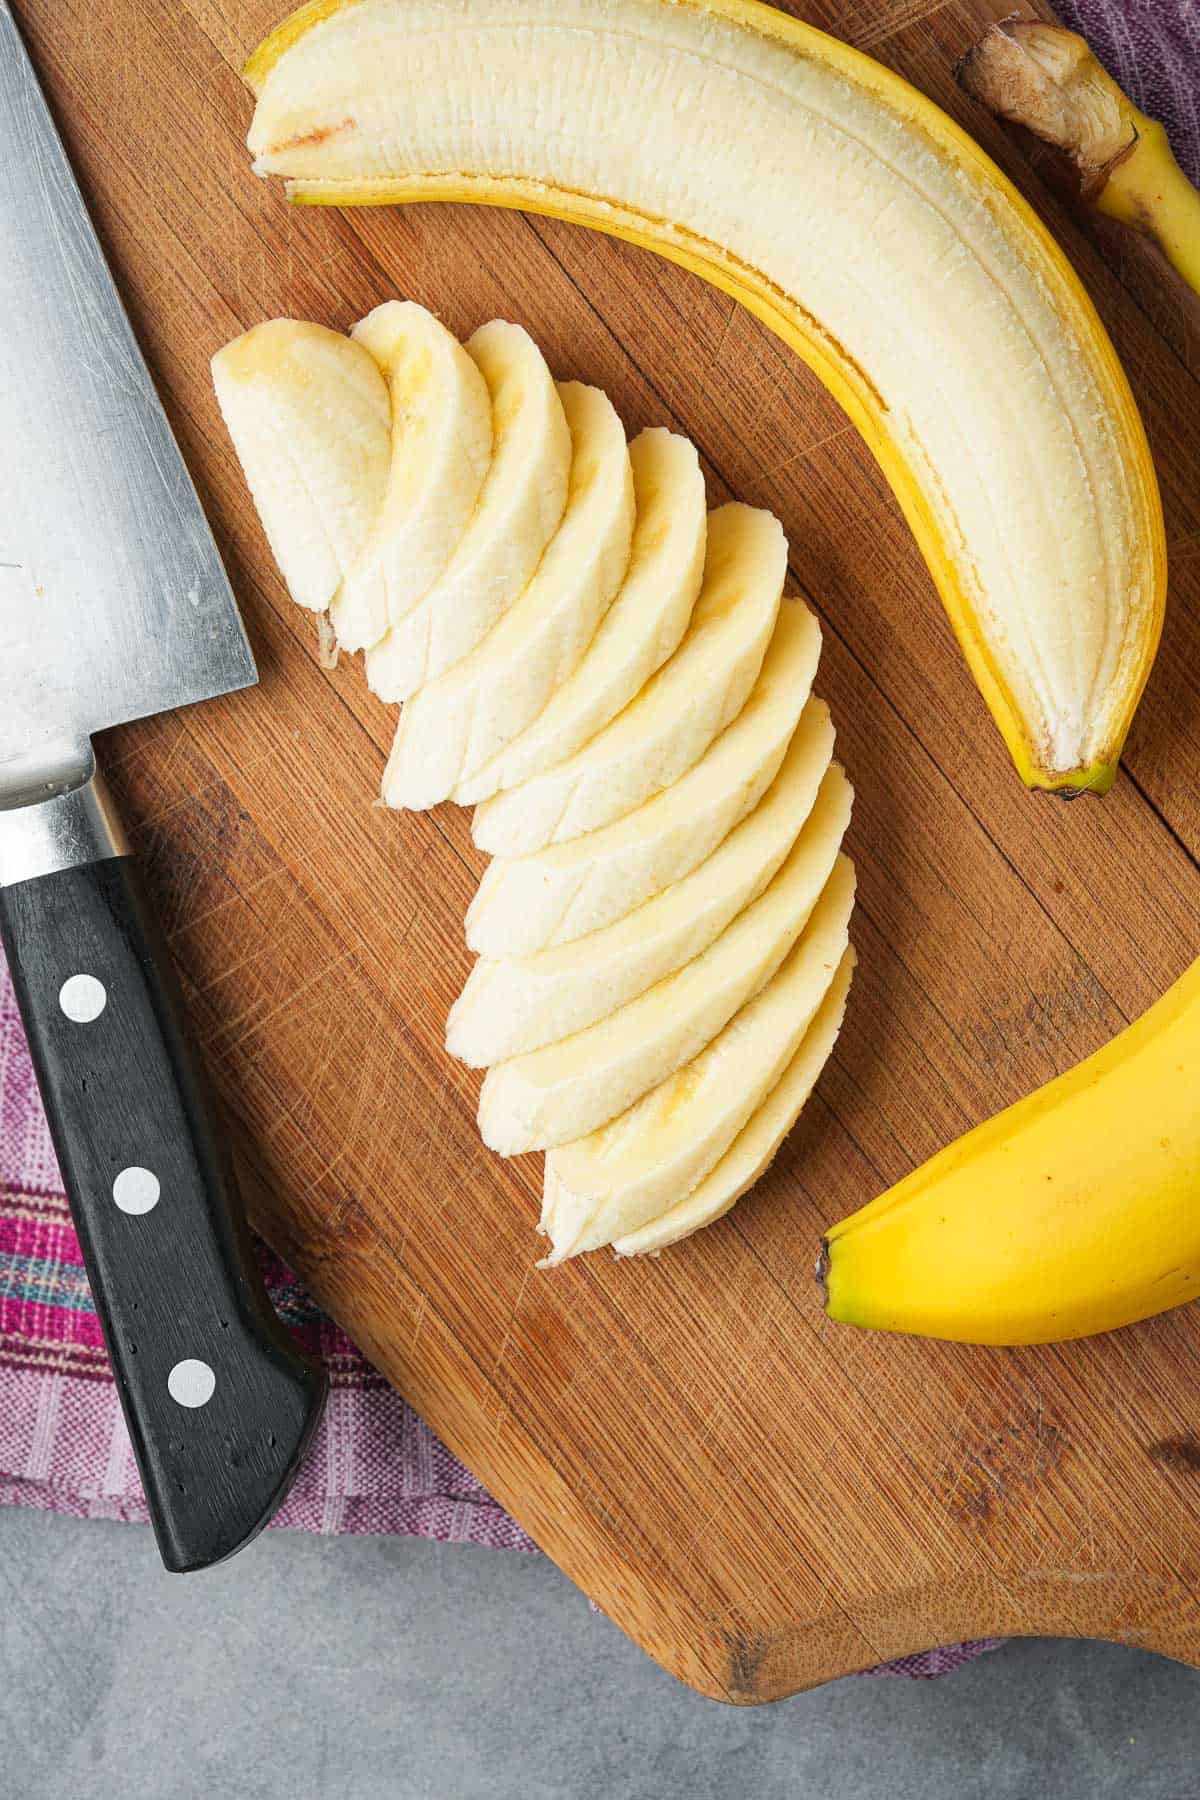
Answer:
16, 0, 1200, 1701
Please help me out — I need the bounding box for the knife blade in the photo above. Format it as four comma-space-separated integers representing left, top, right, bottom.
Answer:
0, 10, 255, 800
0, 2, 325, 1569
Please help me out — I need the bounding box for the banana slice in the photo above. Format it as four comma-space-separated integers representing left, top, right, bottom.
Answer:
364, 321, 571, 700
331, 301, 493, 650
472, 502, 784, 856
211, 319, 391, 615
382, 382, 633, 810
455, 427, 706, 805
612, 947, 855, 1256
541, 855, 856, 1262
465, 598, 821, 957
479, 762, 851, 1153
448, 703, 837, 1066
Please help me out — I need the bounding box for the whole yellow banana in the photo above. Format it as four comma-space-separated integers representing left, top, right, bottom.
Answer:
243, 0, 1166, 798
821, 958, 1200, 1345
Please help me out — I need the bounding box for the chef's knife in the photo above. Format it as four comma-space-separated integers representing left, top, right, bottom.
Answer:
0, 4, 326, 1569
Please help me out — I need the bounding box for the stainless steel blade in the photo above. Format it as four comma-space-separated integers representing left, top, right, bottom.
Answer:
0, 4, 255, 804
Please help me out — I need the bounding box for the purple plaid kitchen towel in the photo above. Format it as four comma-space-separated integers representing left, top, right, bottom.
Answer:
0, 0, 1190, 1684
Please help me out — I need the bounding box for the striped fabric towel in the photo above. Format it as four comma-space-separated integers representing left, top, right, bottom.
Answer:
1, 0, 1191, 1681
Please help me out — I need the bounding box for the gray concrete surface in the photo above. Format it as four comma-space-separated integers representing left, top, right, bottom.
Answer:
2, 1506, 1198, 1799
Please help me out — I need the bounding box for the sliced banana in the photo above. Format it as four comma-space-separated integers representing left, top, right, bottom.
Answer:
211, 319, 391, 616
449, 704, 837, 1067
331, 300, 492, 650
213, 295, 860, 1263
479, 764, 851, 1153
612, 948, 856, 1256
382, 382, 634, 810
456, 427, 706, 805
471, 501, 784, 856
465, 598, 821, 958
365, 321, 571, 700
541, 855, 856, 1262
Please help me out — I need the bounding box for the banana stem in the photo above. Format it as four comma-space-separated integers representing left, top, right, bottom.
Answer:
1099, 122, 1200, 299
957, 21, 1200, 303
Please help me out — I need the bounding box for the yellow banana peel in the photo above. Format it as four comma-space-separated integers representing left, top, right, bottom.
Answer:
958, 19, 1200, 300
821, 957, 1200, 1345
242, 0, 1166, 799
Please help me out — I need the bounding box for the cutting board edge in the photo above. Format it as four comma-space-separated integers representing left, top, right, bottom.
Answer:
249, 1170, 1200, 1702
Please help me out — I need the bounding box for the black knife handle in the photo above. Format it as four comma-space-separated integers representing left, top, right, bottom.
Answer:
0, 825, 326, 1571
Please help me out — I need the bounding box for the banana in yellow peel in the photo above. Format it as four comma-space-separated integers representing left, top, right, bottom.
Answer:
821, 957, 1200, 1345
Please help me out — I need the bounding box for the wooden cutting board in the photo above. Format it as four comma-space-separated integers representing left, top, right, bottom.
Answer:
18, 0, 1200, 1700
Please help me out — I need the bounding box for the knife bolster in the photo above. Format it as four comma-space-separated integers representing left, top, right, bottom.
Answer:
0, 766, 129, 887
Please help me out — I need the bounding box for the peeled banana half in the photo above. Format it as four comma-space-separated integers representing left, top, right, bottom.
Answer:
244, 0, 1165, 797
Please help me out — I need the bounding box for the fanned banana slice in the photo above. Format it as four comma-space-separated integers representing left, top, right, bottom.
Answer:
471, 502, 784, 856
330, 300, 492, 650
455, 427, 706, 805
382, 382, 634, 810
448, 704, 837, 1066
465, 598, 821, 958
541, 854, 856, 1262
612, 947, 855, 1257
364, 321, 571, 700
479, 764, 851, 1153
211, 319, 390, 616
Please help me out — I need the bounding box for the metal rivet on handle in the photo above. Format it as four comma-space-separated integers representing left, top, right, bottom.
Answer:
112, 1167, 161, 1215
167, 1359, 216, 1409
59, 973, 106, 1022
